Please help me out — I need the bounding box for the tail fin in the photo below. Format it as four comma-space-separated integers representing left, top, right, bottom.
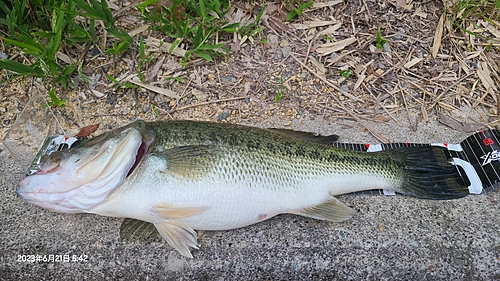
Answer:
386, 146, 469, 200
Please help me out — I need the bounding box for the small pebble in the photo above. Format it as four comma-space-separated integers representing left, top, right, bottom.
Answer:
282, 46, 291, 57
90, 48, 101, 56
218, 112, 230, 121
409, 241, 419, 247
106, 97, 116, 105
221, 75, 237, 83
267, 34, 279, 48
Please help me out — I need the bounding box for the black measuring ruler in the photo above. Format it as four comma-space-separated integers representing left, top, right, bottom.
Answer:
330, 130, 500, 195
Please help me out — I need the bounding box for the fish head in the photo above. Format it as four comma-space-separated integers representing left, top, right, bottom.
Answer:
17, 120, 155, 213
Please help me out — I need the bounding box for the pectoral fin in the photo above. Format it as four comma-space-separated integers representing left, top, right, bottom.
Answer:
291, 196, 357, 222
156, 145, 221, 178
152, 205, 209, 258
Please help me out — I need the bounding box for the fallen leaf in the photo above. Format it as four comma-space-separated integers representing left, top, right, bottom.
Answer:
395, 0, 406, 9
56, 52, 74, 64
374, 115, 390, 122
311, 0, 342, 10
479, 20, 500, 38
432, 13, 445, 58
308, 56, 325, 74
126, 75, 180, 99
477, 62, 497, 92
292, 20, 338, 30
75, 124, 99, 138
353, 74, 365, 91
129, 24, 150, 37
438, 114, 483, 132
413, 7, 428, 18
90, 89, 105, 98
404, 57, 423, 69
145, 37, 186, 57
316, 37, 357, 56
319, 23, 342, 35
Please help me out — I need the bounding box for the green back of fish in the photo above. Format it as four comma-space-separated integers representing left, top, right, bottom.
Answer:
144, 120, 403, 185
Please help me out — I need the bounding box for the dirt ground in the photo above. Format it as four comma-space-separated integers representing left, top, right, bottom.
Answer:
1, 0, 499, 137
1, 0, 499, 279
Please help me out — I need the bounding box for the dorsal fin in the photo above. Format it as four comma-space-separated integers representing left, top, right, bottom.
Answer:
268, 128, 339, 145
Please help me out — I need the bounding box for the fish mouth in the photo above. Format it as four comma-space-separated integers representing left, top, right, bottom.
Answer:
127, 139, 149, 178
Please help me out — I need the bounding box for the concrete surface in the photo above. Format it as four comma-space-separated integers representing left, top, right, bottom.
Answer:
1, 116, 499, 280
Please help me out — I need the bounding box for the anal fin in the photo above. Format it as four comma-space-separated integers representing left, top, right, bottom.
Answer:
291, 196, 357, 222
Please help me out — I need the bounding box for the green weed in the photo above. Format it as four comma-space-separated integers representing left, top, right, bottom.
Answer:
270, 76, 288, 102
375, 28, 388, 49
447, 0, 500, 43
137, 0, 265, 66
152, 104, 160, 117
42, 88, 66, 108
286, 1, 314, 22
138, 0, 231, 66
106, 74, 138, 90
339, 69, 352, 79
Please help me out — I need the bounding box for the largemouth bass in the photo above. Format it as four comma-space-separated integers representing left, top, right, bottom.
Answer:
16, 120, 468, 257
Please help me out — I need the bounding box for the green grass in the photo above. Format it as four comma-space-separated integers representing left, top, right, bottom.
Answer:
447, 0, 500, 44
137, 0, 265, 66
0, 0, 131, 90
0, 0, 266, 103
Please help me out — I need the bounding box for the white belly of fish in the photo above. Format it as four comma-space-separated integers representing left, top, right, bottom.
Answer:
90, 154, 393, 230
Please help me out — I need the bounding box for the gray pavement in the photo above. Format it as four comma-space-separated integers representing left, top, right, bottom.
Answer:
1, 116, 499, 280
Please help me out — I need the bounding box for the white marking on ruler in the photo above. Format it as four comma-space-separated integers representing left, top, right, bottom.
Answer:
382, 190, 396, 196
452, 158, 483, 194
366, 144, 383, 152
